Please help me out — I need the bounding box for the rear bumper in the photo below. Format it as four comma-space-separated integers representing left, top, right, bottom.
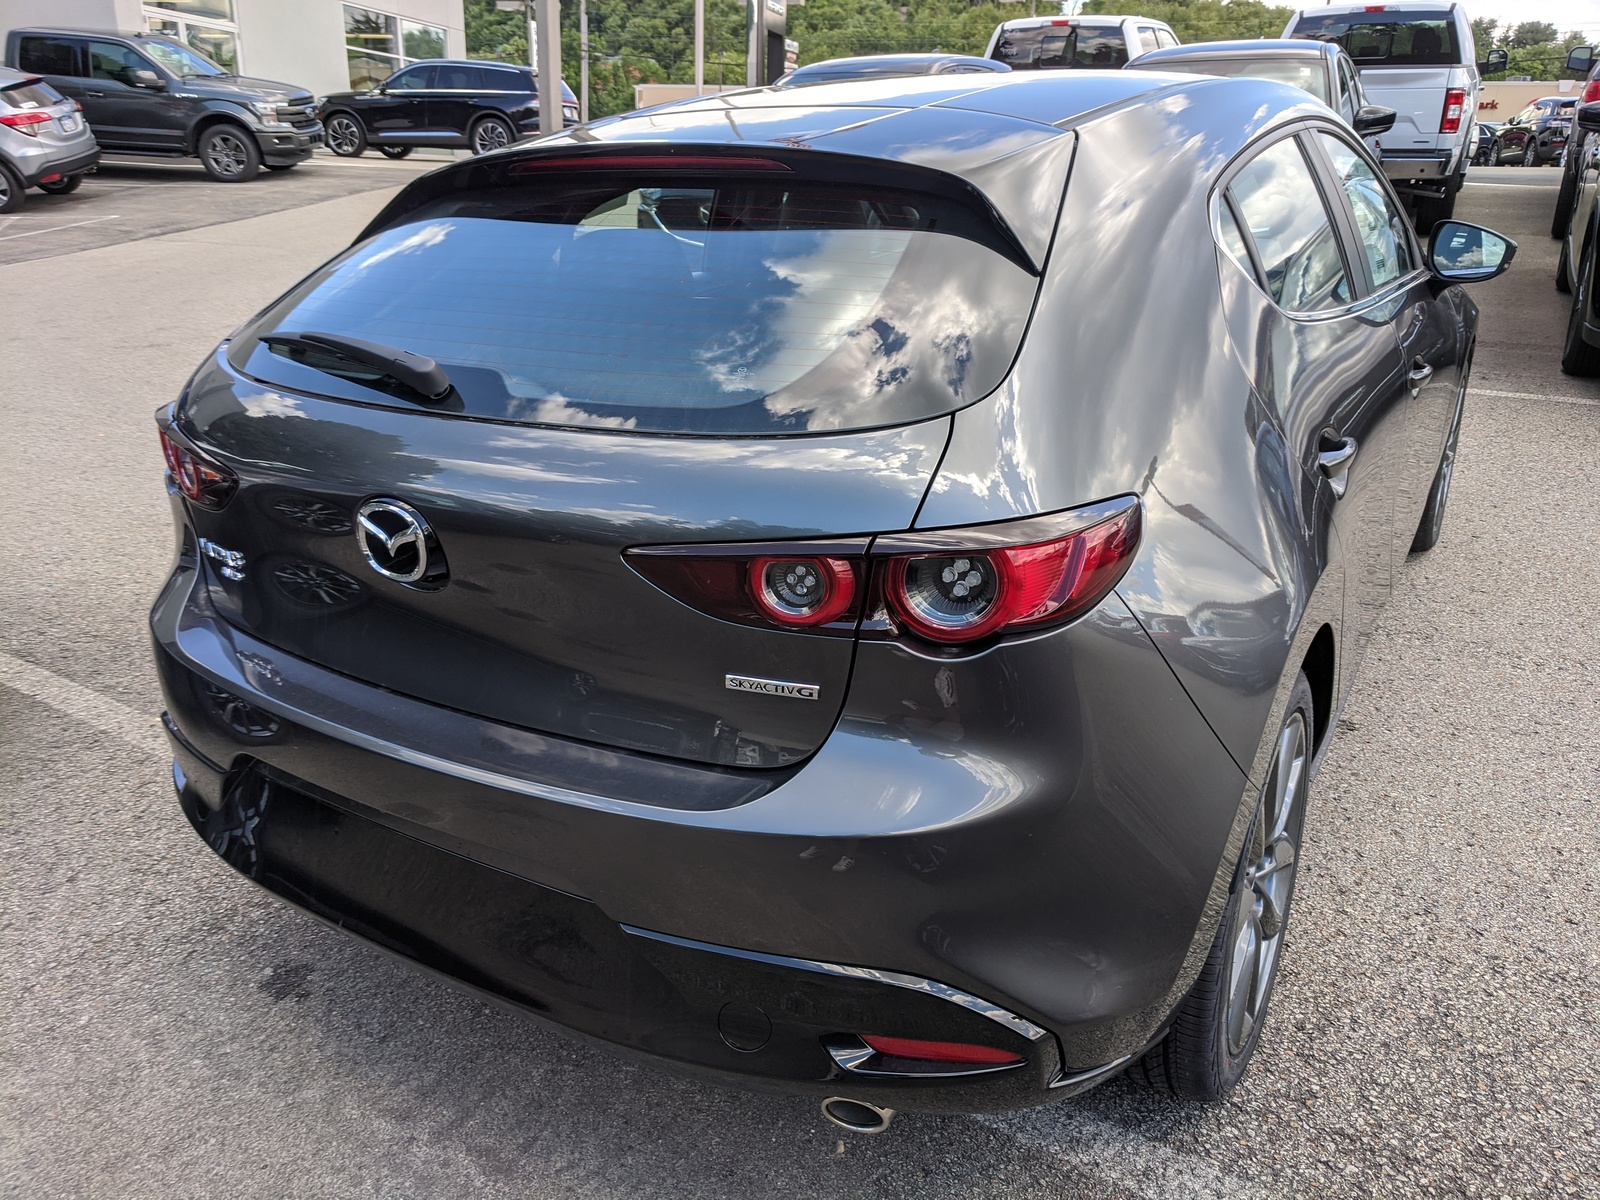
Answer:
152, 549, 1250, 1111
1381, 150, 1457, 181
11, 143, 100, 187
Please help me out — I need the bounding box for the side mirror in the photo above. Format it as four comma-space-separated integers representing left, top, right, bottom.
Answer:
132, 69, 166, 91
1353, 104, 1397, 135
1567, 46, 1594, 74
1428, 221, 1516, 283
1479, 48, 1509, 74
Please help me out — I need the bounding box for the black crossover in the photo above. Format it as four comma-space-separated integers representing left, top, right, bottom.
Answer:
5, 27, 319, 181
318, 58, 579, 159
152, 71, 1512, 1129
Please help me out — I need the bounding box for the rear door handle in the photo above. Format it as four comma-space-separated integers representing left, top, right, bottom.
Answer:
1408, 357, 1434, 393
1318, 436, 1358, 499
85, 89, 105, 97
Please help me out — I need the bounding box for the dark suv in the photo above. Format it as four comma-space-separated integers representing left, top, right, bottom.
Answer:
1488, 96, 1574, 167
4, 28, 320, 182
318, 59, 579, 158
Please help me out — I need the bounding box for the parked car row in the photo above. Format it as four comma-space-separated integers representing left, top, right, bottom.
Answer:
0, 23, 582, 203
1551, 45, 1600, 374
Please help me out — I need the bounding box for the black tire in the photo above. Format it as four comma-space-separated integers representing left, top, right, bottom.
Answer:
197, 124, 261, 182
1553, 155, 1581, 239
377, 144, 413, 159
1134, 675, 1314, 1101
324, 112, 367, 157
1412, 186, 1457, 234
1557, 239, 1573, 294
36, 172, 83, 195
470, 115, 515, 155
0, 160, 23, 213
1488, 141, 1501, 166
1411, 363, 1467, 553
1562, 228, 1600, 376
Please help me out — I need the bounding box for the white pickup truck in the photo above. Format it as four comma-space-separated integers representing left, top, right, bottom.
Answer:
1283, 2, 1508, 228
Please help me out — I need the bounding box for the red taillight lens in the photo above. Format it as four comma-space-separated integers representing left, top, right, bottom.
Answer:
860, 1036, 1024, 1065
1441, 88, 1466, 135
749, 556, 857, 627
159, 429, 238, 509
879, 503, 1141, 646
1583, 81, 1600, 105
0, 110, 52, 136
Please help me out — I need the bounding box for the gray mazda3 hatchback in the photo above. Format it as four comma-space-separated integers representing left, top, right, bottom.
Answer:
152, 71, 1512, 1123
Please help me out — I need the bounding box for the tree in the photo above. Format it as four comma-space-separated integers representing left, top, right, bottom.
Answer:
1080, 0, 1294, 42
1509, 21, 1559, 49
1470, 16, 1496, 51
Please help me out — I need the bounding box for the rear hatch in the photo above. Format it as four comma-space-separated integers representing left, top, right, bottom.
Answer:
176, 149, 1044, 769
0, 74, 91, 153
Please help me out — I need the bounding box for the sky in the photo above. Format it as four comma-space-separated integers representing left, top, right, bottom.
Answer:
1469, 1, 1600, 39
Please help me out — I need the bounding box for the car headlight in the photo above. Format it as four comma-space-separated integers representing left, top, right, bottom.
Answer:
248, 100, 279, 121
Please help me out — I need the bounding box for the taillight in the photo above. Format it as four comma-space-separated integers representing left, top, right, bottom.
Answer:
0, 110, 52, 137
159, 429, 238, 509
859, 1035, 1024, 1066
625, 497, 1140, 647
1441, 88, 1466, 135
1584, 80, 1600, 105
868, 499, 1142, 646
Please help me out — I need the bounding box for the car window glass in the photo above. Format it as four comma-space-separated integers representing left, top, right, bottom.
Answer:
1228, 137, 1352, 313
1136, 27, 1158, 54
1156, 29, 1179, 49
1318, 133, 1414, 288
387, 65, 433, 89
0, 79, 68, 109
991, 22, 1130, 69
1288, 11, 1460, 66
1218, 202, 1256, 278
89, 42, 155, 86
17, 36, 81, 77
1133, 56, 1330, 104
483, 67, 525, 90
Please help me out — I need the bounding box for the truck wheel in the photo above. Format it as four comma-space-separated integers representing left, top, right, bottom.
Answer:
1553, 156, 1580, 238
1413, 188, 1457, 233
0, 161, 24, 213
1561, 231, 1600, 376
198, 125, 261, 182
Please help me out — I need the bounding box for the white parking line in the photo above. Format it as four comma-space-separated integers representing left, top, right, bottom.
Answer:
0, 214, 122, 242
0, 649, 164, 755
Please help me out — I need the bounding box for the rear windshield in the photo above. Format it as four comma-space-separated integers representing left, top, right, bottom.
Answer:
0, 78, 67, 109
992, 22, 1129, 70
1289, 11, 1461, 66
231, 170, 1040, 435
1130, 55, 1329, 103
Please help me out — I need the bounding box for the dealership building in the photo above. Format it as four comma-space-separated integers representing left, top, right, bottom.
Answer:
0, 0, 467, 98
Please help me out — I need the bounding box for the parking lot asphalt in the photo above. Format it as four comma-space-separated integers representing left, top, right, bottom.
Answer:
0, 149, 446, 267
1, 166, 1596, 1199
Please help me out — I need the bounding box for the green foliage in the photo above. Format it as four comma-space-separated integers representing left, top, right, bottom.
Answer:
1508, 21, 1559, 50
1080, 0, 1293, 42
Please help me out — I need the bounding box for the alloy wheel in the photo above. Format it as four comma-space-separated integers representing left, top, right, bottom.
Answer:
1223, 709, 1307, 1056
327, 116, 362, 156
473, 119, 511, 154
0, 172, 11, 207
205, 131, 250, 179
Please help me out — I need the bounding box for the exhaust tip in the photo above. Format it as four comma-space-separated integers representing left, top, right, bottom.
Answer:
821, 1096, 896, 1135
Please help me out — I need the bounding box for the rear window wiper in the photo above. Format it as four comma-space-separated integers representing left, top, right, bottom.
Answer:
262, 331, 456, 405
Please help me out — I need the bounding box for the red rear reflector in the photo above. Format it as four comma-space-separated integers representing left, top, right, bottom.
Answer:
511, 155, 791, 174
1441, 88, 1466, 135
160, 429, 239, 509
0, 110, 51, 136
861, 1036, 1024, 1065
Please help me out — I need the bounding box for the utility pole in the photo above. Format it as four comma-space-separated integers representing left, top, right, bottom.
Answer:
535, 0, 564, 133
695, 0, 705, 96
579, 0, 589, 122
746, 0, 760, 88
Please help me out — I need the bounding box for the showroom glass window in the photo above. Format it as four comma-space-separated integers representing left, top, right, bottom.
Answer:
1228, 137, 1352, 314
345, 5, 447, 90
144, 1, 239, 73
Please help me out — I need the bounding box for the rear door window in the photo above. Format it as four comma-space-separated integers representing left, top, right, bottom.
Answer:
992, 22, 1131, 69
1228, 136, 1352, 313
89, 41, 155, 85
231, 166, 1043, 436
1317, 132, 1415, 289
1288, 10, 1461, 67
16, 35, 82, 77
1136, 26, 1159, 55
1155, 29, 1179, 49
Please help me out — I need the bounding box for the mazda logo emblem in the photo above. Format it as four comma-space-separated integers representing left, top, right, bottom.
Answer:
356, 499, 447, 587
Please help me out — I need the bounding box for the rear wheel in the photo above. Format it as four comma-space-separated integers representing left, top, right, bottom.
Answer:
1562, 230, 1600, 376
1554, 154, 1581, 238
0, 160, 24, 213
198, 124, 260, 182
37, 172, 83, 195
1412, 187, 1457, 233
324, 113, 366, 157
1134, 676, 1313, 1101
470, 115, 514, 155
377, 144, 413, 159
1488, 141, 1501, 166
1557, 240, 1573, 294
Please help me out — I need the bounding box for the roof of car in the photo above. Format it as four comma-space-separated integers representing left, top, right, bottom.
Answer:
406, 59, 529, 69
0, 65, 37, 84
8, 27, 174, 39
995, 14, 1156, 27
788, 54, 1005, 71
1133, 39, 1337, 61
